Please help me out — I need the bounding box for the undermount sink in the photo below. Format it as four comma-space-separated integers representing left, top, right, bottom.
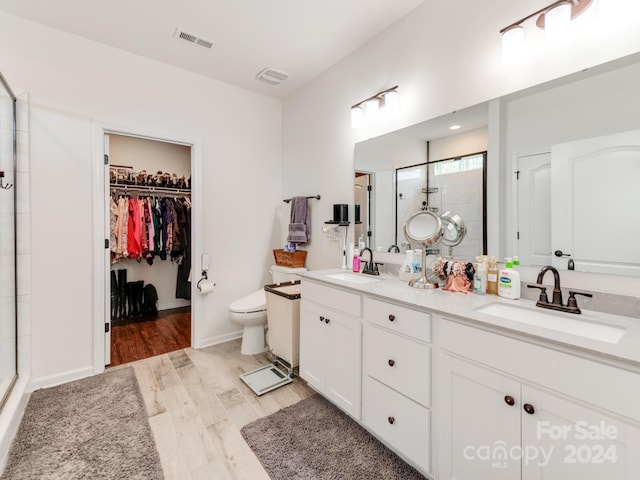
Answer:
325, 272, 382, 284
475, 302, 626, 344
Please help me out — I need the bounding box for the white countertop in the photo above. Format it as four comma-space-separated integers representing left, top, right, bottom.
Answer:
300, 269, 640, 368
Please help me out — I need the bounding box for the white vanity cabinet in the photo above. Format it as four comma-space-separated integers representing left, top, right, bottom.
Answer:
438, 318, 640, 480
362, 297, 432, 474
299, 280, 362, 419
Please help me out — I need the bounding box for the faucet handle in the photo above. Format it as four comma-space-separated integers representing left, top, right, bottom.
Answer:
527, 283, 549, 304
372, 262, 384, 275
566, 291, 593, 313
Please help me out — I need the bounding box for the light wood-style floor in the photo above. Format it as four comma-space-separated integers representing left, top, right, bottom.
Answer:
127, 339, 315, 480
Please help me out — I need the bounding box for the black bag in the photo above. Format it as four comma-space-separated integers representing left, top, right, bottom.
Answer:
142, 284, 158, 315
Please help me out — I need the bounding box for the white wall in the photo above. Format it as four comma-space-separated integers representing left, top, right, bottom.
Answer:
0, 11, 283, 386
281, 0, 640, 296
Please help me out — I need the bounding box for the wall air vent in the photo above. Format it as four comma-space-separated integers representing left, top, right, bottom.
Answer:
255, 67, 289, 85
174, 28, 214, 49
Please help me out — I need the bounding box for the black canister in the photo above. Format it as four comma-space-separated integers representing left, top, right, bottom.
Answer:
354, 204, 361, 223
333, 204, 349, 223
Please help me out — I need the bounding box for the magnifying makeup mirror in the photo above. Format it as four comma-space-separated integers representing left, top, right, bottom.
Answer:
440, 211, 467, 258
403, 210, 443, 289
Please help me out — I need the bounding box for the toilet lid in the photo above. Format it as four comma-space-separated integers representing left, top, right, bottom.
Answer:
229, 289, 267, 313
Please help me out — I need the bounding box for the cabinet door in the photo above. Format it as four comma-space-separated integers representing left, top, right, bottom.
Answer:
325, 310, 362, 419
522, 385, 640, 480
299, 301, 327, 391
439, 354, 521, 480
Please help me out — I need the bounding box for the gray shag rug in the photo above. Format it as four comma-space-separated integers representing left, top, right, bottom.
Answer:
1, 366, 164, 480
241, 394, 426, 480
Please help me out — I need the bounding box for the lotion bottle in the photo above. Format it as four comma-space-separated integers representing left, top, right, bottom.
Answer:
487, 258, 499, 295
498, 258, 521, 300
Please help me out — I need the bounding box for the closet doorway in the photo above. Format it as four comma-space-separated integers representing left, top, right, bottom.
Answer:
106, 133, 192, 367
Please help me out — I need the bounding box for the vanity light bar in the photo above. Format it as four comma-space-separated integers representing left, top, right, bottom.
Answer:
351, 85, 399, 128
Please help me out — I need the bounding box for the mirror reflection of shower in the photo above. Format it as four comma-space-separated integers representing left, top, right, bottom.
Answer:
0, 70, 18, 412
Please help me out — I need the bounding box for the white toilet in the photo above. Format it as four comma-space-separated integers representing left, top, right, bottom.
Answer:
229, 265, 307, 355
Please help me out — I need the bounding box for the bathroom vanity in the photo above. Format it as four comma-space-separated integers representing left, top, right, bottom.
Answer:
298, 269, 640, 480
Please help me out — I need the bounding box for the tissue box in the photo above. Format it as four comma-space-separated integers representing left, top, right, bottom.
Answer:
273, 249, 307, 268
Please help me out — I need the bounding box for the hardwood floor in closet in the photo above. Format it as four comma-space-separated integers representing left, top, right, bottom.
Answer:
110, 307, 191, 367
125, 340, 315, 480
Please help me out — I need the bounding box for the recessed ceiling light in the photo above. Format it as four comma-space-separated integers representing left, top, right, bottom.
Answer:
449, 124, 461, 130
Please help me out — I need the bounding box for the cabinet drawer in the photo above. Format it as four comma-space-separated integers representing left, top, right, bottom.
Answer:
365, 325, 431, 407
301, 280, 362, 318
365, 297, 430, 342
363, 376, 430, 474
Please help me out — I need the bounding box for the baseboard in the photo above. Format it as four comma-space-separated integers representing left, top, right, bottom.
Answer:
26, 366, 95, 393
195, 330, 242, 349
158, 299, 191, 311
0, 376, 30, 474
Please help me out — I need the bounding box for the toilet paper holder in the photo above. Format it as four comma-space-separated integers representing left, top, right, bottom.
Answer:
197, 271, 216, 293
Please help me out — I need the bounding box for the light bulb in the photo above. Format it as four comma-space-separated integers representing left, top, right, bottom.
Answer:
501, 25, 525, 65
365, 97, 380, 122
384, 90, 399, 114
545, 1, 571, 45
351, 106, 364, 128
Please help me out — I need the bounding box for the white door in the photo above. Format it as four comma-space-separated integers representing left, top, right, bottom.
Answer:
103, 134, 111, 364
439, 354, 521, 480
522, 384, 640, 480
515, 152, 552, 267
551, 129, 640, 275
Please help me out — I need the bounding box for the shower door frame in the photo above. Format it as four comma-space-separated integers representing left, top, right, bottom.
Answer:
0, 70, 18, 411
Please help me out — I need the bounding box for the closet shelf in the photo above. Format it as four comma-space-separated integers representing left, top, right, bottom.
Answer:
110, 183, 191, 195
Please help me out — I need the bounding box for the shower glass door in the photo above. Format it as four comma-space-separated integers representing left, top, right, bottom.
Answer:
0, 71, 17, 410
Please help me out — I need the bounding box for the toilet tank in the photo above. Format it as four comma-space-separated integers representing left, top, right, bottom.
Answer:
270, 265, 307, 283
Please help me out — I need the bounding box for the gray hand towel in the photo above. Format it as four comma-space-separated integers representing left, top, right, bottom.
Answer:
287, 197, 310, 243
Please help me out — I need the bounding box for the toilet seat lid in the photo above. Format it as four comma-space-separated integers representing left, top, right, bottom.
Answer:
229, 289, 266, 313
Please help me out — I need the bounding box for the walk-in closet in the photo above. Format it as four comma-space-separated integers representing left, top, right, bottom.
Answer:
107, 134, 192, 366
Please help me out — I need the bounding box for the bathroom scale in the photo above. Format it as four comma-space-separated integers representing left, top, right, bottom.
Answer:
239, 364, 293, 396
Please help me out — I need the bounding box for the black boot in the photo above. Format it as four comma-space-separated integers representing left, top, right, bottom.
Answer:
118, 269, 128, 318
136, 281, 145, 317
127, 281, 138, 317
110, 270, 118, 320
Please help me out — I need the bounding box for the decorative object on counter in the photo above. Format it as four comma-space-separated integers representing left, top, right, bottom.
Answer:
286, 196, 311, 244
432, 258, 475, 293
403, 210, 443, 288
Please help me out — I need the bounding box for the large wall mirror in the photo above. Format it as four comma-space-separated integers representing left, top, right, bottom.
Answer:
354, 102, 488, 259
355, 51, 640, 277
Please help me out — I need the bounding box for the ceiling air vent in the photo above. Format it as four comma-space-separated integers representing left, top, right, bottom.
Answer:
256, 68, 289, 85
174, 28, 214, 50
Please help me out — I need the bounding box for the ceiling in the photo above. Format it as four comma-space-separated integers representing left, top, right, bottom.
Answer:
0, 0, 425, 98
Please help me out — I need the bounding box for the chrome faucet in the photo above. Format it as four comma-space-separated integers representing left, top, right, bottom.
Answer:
359, 248, 382, 275
527, 265, 592, 314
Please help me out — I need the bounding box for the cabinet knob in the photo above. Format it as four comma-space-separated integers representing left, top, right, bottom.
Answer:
504, 395, 515, 406
388, 314, 396, 322
319, 316, 324, 322
388, 416, 395, 425
325, 317, 330, 324
388, 359, 395, 367
523, 403, 535, 415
